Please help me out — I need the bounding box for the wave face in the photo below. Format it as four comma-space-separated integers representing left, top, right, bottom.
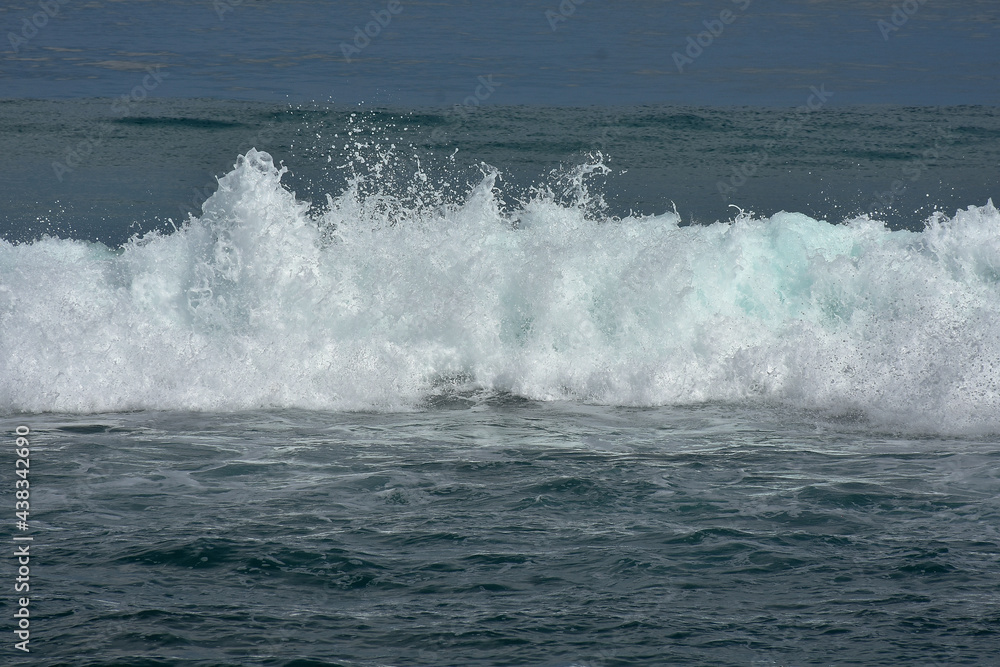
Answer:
2, 149, 999, 431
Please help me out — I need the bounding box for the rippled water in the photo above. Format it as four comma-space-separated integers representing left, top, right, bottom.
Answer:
10, 404, 1000, 665
3, 1, 999, 664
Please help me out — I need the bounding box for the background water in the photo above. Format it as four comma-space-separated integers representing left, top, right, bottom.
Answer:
2, 0, 998, 106
2, 101, 999, 245
2, 0, 1000, 665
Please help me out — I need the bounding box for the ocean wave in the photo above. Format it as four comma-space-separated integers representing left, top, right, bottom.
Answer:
2, 148, 998, 432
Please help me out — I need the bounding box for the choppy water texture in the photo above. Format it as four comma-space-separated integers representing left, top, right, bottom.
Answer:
7, 405, 1000, 666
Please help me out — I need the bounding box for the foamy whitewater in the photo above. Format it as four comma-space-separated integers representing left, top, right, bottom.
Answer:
2, 149, 999, 432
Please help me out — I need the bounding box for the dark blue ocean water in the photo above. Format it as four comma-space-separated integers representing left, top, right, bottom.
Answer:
7, 405, 1000, 666
2, 0, 998, 105
2, 101, 999, 245
2, 1, 1000, 665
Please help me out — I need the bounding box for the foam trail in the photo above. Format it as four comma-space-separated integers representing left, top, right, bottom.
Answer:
2, 149, 999, 432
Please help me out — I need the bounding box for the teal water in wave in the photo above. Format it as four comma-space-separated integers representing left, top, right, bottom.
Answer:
10, 405, 1000, 666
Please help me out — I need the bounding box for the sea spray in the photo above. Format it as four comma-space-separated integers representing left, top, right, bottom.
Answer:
1, 148, 998, 432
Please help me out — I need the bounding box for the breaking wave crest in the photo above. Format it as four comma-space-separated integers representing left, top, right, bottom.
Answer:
2, 148, 999, 433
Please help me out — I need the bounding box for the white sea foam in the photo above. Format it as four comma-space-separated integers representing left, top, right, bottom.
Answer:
2, 148, 999, 432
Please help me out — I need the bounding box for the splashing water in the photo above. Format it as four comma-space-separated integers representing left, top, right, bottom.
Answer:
2, 147, 999, 432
